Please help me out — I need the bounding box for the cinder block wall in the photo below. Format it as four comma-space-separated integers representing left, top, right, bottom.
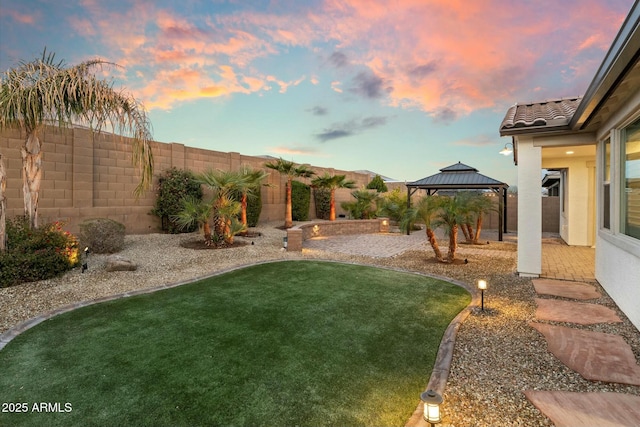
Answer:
0, 125, 371, 234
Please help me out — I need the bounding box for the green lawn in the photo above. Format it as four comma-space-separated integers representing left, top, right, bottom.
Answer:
0, 261, 470, 427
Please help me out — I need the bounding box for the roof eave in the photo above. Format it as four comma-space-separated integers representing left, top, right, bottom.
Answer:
499, 124, 573, 137
569, 1, 640, 130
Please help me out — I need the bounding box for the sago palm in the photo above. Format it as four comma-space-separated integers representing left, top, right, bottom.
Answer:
400, 195, 443, 261
0, 49, 154, 237
264, 158, 315, 228
311, 173, 356, 221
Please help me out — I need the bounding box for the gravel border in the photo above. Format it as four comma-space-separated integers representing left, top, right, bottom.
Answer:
1, 222, 639, 426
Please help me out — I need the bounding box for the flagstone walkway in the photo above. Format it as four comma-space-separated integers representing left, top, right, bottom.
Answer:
526, 278, 640, 426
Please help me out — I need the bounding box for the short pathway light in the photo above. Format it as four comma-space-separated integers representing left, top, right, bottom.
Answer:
420, 389, 443, 426
283, 236, 288, 249
478, 279, 487, 311
81, 247, 90, 273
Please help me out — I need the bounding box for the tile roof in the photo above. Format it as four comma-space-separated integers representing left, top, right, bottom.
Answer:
408, 162, 507, 188
500, 97, 582, 135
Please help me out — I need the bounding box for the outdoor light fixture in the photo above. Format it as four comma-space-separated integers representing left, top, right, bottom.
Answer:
282, 236, 288, 249
81, 247, 90, 273
382, 219, 388, 226
478, 279, 487, 311
420, 389, 443, 426
312, 224, 320, 236
499, 142, 514, 156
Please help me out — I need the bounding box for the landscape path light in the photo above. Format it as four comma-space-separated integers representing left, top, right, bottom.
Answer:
282, 236, 288, 249
420, 389, 443, 426
478, 279, 487, 311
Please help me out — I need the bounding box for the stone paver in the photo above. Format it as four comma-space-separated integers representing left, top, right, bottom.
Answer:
523, 390, 640, 427
303, 232, 426, 257
534, 298, 622, 325
541, 242, 595, 282
303, 232, 516, 259
532, 278, 601, 300
530, 322, 640, 386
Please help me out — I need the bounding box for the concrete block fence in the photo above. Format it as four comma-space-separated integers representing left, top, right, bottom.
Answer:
0, 125, 372, 234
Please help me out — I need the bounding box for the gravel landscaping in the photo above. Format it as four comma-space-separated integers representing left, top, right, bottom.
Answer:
1, 222, 639, 426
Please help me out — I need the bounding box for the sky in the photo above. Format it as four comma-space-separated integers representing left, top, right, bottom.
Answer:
0, 0, 635, 186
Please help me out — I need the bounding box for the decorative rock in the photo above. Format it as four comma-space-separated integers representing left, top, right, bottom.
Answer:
105, 255, 137, 272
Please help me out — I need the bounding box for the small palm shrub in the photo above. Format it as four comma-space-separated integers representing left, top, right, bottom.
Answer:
341, 189, 378, 219
78, 218, 125, 254
0, 217, 79, 288
377, 188, 407, 223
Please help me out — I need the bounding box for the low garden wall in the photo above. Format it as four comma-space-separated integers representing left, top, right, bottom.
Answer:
286, 218, 390, 251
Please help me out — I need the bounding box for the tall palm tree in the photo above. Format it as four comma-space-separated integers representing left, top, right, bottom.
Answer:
311, 173, 356, 221
238, 166, 270, 230
0, 49, 154, 235
0, 155, 6, 251
264, 158, 315, 228
400, 195, 443, 261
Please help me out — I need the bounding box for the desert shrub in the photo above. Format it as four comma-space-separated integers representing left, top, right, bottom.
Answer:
246, 188, 262, 227
152, 168, 203, 233
313, 187, 331, 220
341, 189, 378, 219
78, 218, 126, 254
377, 188, 407, 222
0, 217, 79, 288
291, 180, 310, 221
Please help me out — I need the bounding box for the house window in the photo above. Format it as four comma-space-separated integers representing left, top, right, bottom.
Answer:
621, 119, 640, 239
603, 138, 611, 229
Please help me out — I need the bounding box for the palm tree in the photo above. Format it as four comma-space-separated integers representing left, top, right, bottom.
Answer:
197, 169, 248, 244
264, 158, 315, 228
0, 155, 6, 251
172, 195, 213, 244
469, 193, 497, 244
0, 49, 153, 235
238, 166, 270, 230
433, 196, 464, 263
456, 191, 476, 243
311, 173, 356, 221
341, 188, 379, 219
400, 195, 443, 261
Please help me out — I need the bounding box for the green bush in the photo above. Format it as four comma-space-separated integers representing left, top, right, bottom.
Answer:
313, 187, 331, 220
0, 217, 79, 288
78, 218, 126, 254
152, 168, 203, 233
246, 188, 262, 227
366, 175, 388, 193
291, 180, 310, 221
377, 188, 407, 222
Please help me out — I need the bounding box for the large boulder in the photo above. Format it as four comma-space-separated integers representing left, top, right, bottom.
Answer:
105, 255, 137, 272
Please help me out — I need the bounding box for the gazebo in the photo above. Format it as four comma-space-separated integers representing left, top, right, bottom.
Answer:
406, 162, 509, 241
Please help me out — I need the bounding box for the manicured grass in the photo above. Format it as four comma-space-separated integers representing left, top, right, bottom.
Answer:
0, 261, 470, 427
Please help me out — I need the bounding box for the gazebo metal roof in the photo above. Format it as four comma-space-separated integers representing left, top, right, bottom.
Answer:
406, 162, 509, 240
407, 162, 508, 190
